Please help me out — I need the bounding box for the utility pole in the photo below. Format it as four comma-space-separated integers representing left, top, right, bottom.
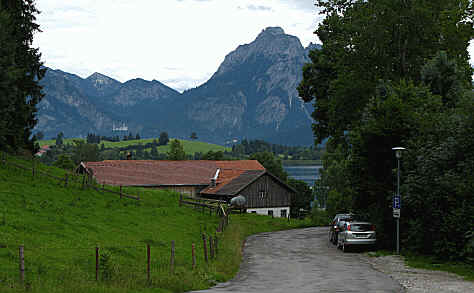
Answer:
392, 147, 406, 255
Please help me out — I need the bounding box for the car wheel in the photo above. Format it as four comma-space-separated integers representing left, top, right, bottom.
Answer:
342, 242, 348, 253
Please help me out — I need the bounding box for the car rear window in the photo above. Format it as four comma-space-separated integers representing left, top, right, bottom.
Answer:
350, 224, 372, 232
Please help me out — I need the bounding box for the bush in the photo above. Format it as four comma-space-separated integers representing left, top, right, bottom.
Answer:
311, 208, 329, 226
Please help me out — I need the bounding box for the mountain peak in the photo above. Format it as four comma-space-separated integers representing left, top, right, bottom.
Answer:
87, 72, 106, 79
257, 27, 285, 38
214, 26, 303, 77
87, 72, 119, 84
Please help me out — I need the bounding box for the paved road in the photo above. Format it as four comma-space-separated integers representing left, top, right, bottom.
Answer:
192, 227, 403, 293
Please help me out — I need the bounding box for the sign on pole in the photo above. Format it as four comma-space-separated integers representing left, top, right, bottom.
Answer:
393, 195, 401, 209
393, 208, 400, 218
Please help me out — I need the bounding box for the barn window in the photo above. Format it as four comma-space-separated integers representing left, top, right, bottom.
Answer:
268, 210, 273, 216
259, 190, 265, 198
280, 210, 287, 218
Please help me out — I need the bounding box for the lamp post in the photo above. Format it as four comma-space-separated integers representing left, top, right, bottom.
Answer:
392, 147, 406, 254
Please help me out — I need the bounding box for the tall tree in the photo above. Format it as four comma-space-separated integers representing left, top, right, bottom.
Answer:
71, 140, 101, 164
55, 132, 64, 146
158, 132, 169, 146
250, 151, 287, 182
299, 0, 473, 144
167, 139, 186, 160
0, 0, 45, 153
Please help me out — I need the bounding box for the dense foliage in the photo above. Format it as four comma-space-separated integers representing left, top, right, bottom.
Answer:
232, 139, 323, 160
301, 0, 473, 260
0, 0, 45, 154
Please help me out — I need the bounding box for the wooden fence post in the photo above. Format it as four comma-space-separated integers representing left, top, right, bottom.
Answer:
95, 246, 99, 281
64, 174, 69, 187
179, 194, 182, 207
202, 234, 208, 263
82, 175, 86, 190
192, 243, 196, 269
102, 183, 105, 194
32, 159, 35, 178
120, 186, 123, 199
147, 244, 151, 283
19, 245, 24, 284
209, 235, 214, 259
170, 240, 175, 274
214, 236, 218, 258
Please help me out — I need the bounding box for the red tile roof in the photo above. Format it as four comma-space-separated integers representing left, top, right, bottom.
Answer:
82, 160, 265, 187
201, 160, 265, 194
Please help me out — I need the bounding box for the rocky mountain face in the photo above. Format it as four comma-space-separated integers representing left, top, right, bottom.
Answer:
37, 69, 180, 138
37, 69, 115, 138
178, 27, 316, 144
36, 27, 319, 145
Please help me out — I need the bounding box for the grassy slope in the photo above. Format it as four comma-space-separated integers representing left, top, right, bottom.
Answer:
39, 138, 230, 155
39, 138, 83, 147
0, 155, 307, 293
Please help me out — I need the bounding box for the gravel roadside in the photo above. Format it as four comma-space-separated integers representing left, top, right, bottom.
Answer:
363, 254, 474, 293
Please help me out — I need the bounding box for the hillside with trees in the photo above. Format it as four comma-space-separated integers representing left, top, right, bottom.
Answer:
301, 0, 473, 260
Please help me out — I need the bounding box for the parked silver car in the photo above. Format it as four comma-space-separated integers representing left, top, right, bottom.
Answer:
337, 221, 376, 252
329, 213, 355, 245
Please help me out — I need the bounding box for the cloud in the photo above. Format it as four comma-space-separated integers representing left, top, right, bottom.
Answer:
34, 0, 323, 92
278, 0, 318, 12
246, 4, 273, 12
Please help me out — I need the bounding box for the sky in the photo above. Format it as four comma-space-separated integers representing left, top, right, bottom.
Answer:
33, 0, 473, 93
33, 0, 323, 92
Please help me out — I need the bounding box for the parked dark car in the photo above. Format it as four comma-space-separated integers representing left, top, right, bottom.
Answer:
329, 213, 354, 245
337, 221, 376, 252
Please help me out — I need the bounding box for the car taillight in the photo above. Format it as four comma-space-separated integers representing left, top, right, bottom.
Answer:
371, 224, 376, 231
347, 224, 351, 231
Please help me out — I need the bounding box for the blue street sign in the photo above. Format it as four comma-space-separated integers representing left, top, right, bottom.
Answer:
393, 195, 401, 209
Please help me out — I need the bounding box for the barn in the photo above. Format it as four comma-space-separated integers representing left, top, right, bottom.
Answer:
201, 169, 294, 218
78, 160, 294, 217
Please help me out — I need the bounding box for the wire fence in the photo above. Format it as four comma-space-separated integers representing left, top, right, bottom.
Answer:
0, 152, 139, 200
0, 233, 223, 289
0, 152, 231, 290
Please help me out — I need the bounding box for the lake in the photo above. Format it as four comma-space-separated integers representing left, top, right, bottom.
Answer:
283, 164, 322, 186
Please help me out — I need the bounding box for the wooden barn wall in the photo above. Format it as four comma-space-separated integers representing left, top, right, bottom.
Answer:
153, 186, 201, 197
240, 174, 291, 208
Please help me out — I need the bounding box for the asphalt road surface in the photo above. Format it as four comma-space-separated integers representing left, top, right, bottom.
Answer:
192, 227, 403, 293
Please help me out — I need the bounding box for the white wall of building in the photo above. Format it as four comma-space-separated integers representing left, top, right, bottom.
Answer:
246, 207, 290, 218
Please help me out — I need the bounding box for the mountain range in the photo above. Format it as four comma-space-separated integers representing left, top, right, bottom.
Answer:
36, 27, 320, 145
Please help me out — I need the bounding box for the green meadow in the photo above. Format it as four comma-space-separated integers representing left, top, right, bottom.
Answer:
0, 154, 308, 292
39, 138, 230, 156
